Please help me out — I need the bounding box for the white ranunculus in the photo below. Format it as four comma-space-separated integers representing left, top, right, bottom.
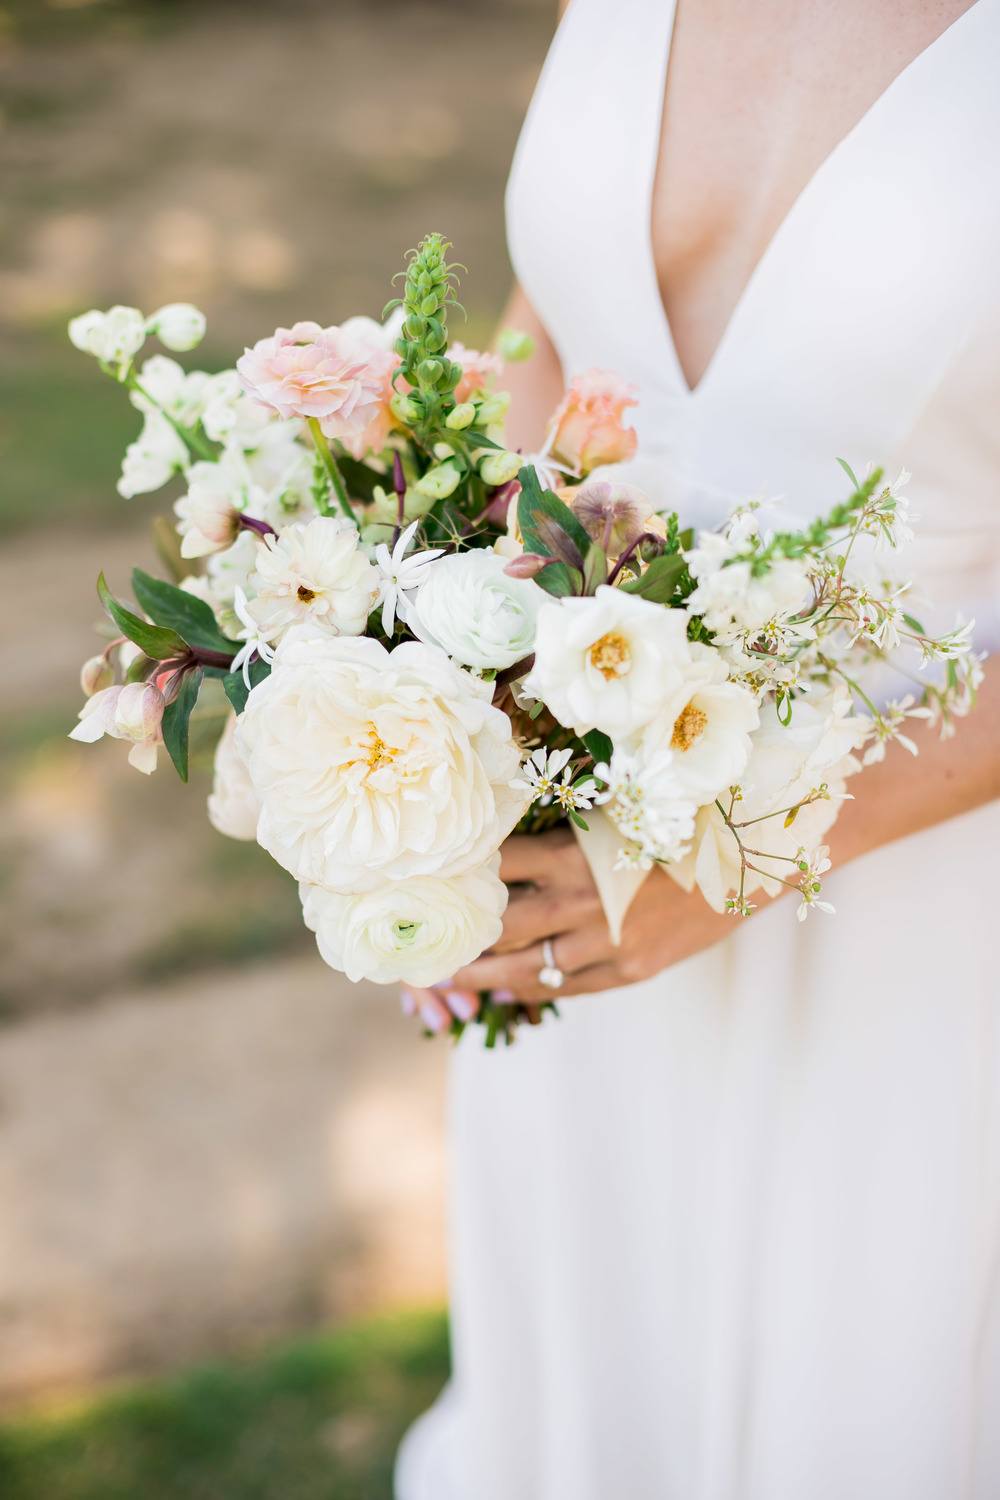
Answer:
147, 302, 206, 352
668, 684, 865, 910
630, 644, 760, 802
523, 585, 695, 737
68, 304, 146, 370
300, 856, 507, 986
117, 412, 189, 498
247, 517, 378, 644
207, 714, 260, 841
411, 549, 540, 670
685, 534, 811, 642
236, 629, 527, 889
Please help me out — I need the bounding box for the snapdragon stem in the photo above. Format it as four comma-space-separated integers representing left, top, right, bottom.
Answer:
307, 419, 356, 524
125, 374, 217, 462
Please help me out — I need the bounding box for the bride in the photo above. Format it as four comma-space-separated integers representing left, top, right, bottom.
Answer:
396, 1, 1000, 1495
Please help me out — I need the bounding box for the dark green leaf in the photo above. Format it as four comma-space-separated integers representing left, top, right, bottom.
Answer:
132, 568, 236, 655
222, 656, 271, 715
583, 729, 613, 765
336, 453, 385, 503
569, 810, 590, 831
620, 553, 686, 603
97, 573, 187, 660
531, 510, 585, 571
534, 561, 581, 598
517, 465, 592, 560
161, 668, 203, 782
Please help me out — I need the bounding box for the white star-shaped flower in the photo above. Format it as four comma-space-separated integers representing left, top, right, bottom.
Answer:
374, 520, 443, 636
230, 585, 275, 688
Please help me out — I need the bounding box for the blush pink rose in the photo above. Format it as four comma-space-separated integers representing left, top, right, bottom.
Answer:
236, 321, 388, 441
450, 342, 504, 403
546, 369, 638, 475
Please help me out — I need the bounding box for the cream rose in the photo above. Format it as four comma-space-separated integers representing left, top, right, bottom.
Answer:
236, 628, 528, 889
207, 714, 260, 841
630, 644, 760, 802
300, 857, 507, 986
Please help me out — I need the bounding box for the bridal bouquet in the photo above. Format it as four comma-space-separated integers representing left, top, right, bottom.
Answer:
68, 234, 981, 1042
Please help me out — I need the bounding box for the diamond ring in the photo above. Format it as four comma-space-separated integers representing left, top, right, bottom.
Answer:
538, 938, 565, 990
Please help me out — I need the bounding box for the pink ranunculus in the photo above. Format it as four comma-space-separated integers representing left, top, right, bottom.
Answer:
236, 322, 388, 439
546, 369, 638, 476
339, 345, 401, 459
450, 342, 504, 404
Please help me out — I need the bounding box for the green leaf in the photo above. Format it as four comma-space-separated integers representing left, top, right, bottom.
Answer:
517, 465, 592, 561
534, 561, 582, 597
902, 612, 927, 634
582, 729, 613, 765
97, 573, 187, 660
620, 553, 686, 603
569, 810, 590, 831
161, 668, 203, 782
125, 653, 156, 684
222, 656, 271, 715
336, 453, 385, 504
582, 543, 607, 595
835, 456, 861, 491
132, 568, 236, 655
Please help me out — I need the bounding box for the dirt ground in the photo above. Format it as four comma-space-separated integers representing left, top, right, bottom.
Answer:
0, 0, 552, 1404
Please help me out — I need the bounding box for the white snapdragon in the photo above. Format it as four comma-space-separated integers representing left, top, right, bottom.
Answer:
68, 305, 146, 372
236, 629, 528, 890
524, 586, 696, 738
247, 517, 379, 645
129, 355, 210, 428
411, 548, 540, 670
146, 302, 206, 353
117, 411, 189, 498
300, 856, 508, 987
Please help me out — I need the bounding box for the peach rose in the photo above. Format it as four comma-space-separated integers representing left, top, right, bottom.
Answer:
546, 369, 638, 475
236, 321, 387, 442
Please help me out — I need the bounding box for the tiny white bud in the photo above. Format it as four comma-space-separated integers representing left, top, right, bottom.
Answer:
114, 682, 166, 743
80, 654, 114, 696
497, 328, 535, 362
476, 392, 511, 425
432, 441, 455, 460
390, 391, 420, 425
415, 461, 462, 500
148, 302, 207, 353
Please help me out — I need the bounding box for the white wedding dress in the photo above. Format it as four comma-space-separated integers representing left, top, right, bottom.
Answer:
397, 2, 1000, 1496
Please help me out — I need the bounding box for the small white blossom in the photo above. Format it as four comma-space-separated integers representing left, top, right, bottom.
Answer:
795, 846, 835, 921
373, 520, 443, 636
594, 748, 697, 868
230, 586, 276, 688
147, 302, 206, 353
860, 695, 932, 765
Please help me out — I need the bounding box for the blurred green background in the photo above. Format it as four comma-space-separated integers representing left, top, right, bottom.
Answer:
0, 0, 550, 1492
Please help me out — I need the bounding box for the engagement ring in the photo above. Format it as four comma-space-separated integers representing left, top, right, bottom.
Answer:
538, 938, 565, 991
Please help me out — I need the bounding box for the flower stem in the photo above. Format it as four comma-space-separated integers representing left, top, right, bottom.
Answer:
126, 374, 217, 462
306, 419, 356, 524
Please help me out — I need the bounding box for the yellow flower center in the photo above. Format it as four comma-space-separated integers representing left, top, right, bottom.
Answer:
588, 630, 631, 680
670, 702, 708, 751
362, 722, 398, 772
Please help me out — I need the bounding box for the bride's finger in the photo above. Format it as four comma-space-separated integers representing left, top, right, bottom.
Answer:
400, 984, 478, 1033
499, 828, 583, 887
490, 885, 604, 954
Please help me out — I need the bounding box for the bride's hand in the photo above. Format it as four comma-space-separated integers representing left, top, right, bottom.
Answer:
399, 827, 734, 1030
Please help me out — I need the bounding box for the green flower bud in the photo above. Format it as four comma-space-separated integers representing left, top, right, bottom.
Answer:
390, 391, 421, 425
445, 402, 476, 430
403, 313, 424, 340
432, 441, 455, 460
478, 450, 522, 487
476, 391, 511, 425
417, 357, 442, 387
497, 327, 536, 362
415, 461, 462, 500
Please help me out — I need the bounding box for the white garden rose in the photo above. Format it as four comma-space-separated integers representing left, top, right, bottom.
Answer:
236, 628, 528, 889
247, 516, 378, 644
630, 644, 760, 802
668, 684, 865, 910
411, 549, 541, 670
523, 585, 695, 737
207, 714, 260, 841
300, 857, 507, 986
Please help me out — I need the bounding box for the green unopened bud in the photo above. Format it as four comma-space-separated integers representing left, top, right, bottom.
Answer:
417, 357, 442, 388
390, 391, 421, 425
419, 294, 439, 317
415, 461, 462, 500
403, 313, 424, 340
445, 402, 476, 430
478, 450, 522, 487
497, 327, 536, 362
432, 441, 455, 460
476, 391, 511, 425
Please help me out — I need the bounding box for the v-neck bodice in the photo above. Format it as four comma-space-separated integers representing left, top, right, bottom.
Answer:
506, 0, 1000, 627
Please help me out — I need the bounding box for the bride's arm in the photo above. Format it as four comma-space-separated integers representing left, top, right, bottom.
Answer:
403, 664, 1000, 1027
492, 282, 566, 451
